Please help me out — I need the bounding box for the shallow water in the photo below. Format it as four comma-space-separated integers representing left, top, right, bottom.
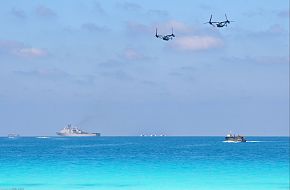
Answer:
0, 137, 289, 190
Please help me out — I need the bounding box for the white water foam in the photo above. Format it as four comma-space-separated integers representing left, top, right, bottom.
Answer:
223, 140, 267, 143
222, 141, 240, 143
36, 137, 50, 139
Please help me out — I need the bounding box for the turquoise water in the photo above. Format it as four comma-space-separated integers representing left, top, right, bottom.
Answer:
0, 137, 289, 190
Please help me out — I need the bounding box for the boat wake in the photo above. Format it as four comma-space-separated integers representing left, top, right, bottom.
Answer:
223, 140, 263, 143
36, 137, 50, 139
223, 141, 240, 143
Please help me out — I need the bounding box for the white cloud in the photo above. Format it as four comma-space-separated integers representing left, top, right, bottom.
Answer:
170, 36, 223, 51
11, 8, 26, 19
81, 23, 109, 32
126, 21, 151, 35
126, 20, 193, 37
0, 40, 23, 51
15, 68, 96, 85
147, 9, 168, 17
116, 2, 142, 11
122, 48, 145, 61
0, 40, 47, 58
35, 5, 57, 18
255, 56, 289, 64
277, 10, 290, 18
163, 20, 192, 33
15, 48, 47, 57
94, 2, 105, 15
16, 68, 68, 78
222, 56, 289, 65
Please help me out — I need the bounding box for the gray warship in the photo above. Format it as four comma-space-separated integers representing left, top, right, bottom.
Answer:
225, 133, 246, 142
56, 124, 100, 137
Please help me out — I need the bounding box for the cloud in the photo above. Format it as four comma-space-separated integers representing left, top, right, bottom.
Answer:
267, 24, 286, 34
147, 9, 168, 17
169, 36, 223, 51
15, 68, 96, 85
116, 2, 142, 11
15, 48, 47, 58
277, 10, 290, 18
121, 48, 149, 61
0, 40, 47, 58
94, 2, 105, 15
199, 4, 212, 10
244, 8, 267, 17
245, 9, 289, 19
123, 49, 143, 60
15, 68, 69, 79
98, 59, 124, 68
117, 3, 168, 18
35, 5, 57, 18
126, 20, 193, 37
140, 80, 158, 86
81, 23, 109, 32
255, 56, 289, 65
169, 66, 196, 81
162, 20, 192, 33
222, 56, 289, 65
100, 70, 134, 81
0, 40, 24, 52
126, 21, 152, 35
11, 8, 26, 19
247, 24, 287, 38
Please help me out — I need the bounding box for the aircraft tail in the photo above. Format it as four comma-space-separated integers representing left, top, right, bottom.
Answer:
171, 27, 175, 37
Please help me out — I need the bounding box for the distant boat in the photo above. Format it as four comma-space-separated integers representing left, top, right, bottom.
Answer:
225, 132, 246, 142
140, 134, 166, 137
8, 134, 20, 138
56, 124, 100, 137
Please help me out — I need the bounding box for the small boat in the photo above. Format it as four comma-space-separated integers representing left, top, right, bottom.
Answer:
225, 132, 246, 142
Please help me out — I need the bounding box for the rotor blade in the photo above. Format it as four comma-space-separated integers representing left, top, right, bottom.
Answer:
225, 14, 228, 20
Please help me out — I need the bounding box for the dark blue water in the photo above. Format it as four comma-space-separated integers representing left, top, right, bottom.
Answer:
0, 137, 289, 190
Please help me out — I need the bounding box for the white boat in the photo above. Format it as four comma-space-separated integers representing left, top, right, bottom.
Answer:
56, 124, 100, 137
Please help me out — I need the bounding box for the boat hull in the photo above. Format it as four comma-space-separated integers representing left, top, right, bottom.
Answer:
225, 137, 246, 142
56, 133, 100, 137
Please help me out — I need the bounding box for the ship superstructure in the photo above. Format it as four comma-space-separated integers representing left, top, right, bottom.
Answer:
56, 124, 100, 137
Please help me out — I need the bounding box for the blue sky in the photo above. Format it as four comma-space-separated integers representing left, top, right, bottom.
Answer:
0, 0, 289, 136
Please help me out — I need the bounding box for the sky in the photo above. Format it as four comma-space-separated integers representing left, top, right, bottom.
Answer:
0, 0, 289, 136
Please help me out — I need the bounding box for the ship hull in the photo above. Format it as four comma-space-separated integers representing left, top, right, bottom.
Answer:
56, 133, 100, 137
225, 137, 246, 142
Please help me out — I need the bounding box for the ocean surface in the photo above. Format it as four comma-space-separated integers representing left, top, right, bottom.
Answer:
0, 137, 289, 190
